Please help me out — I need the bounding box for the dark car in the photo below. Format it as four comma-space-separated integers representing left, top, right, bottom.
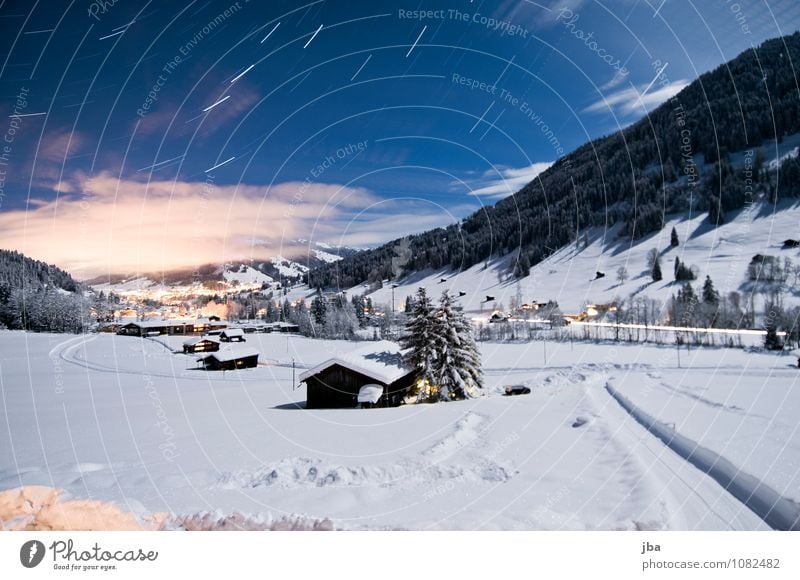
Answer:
504, 385, 531, 396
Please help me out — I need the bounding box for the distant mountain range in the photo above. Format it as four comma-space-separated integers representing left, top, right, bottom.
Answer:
311, 31, 800, 290
84, 240, 360, 294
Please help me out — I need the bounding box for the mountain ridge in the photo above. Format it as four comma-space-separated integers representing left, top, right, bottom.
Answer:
310, 31, 800, 290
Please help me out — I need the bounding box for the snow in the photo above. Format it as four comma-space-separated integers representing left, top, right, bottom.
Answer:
271, 255, 309, 278
1, 330, 794, 530
313, 249, 343, 264
357, 384, 383, 404
91, 276, 156, 294
298, 340, 409, 384
605, 384, 800, 530
222, 264, 273, 287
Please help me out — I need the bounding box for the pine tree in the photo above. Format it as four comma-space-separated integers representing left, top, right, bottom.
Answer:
678, 283, 697, 304
674, 258, 696, 281
351, 294, 366, 327
399, 288, 438, 398
702, 275, 719, 304
670, 227, 679, 247
514, 253, 530, 278
652, 257, 663, 281
310, 296, 327, 325
430, 290, 483, 400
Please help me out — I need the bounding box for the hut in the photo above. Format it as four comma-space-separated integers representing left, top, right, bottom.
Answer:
197, 346, 259, 371
219, 328, 246, 342
299, 341, 417, 409
183, 336, 220, 354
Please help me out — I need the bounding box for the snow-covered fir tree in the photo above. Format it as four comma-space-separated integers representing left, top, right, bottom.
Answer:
399, 287, 438, 397
430, 290, 483, 400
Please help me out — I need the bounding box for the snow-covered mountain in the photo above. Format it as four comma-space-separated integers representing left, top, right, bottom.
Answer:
355, 198, 800, 321
86, 241, 359, 297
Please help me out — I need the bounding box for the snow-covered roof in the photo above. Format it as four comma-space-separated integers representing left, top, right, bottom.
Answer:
221, 328, 245, 337
298, 341, 411, 385
198, 346, 259, 362
183, 335, 220, 346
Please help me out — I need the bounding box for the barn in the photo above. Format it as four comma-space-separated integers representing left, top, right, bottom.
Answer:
197, 346, 259, 371
183, 336, 220, 354
299, 341, 417, 409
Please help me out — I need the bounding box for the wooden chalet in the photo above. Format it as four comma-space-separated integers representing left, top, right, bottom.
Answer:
299, 341, 417, 409
117, 318, 227, 337
183, 336, 220, 354
197, 346, 259, 371
219, 328, 246, 342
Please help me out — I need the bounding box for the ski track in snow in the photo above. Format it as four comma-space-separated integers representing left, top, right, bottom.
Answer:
647, 374, 763, 418
560, 372, 672, 530
605, 383, 800, 531
53, 334, 265, 381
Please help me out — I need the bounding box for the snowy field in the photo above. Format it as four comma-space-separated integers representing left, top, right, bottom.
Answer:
1, 330, 798, 530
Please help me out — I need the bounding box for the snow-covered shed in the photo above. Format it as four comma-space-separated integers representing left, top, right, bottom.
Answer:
197, 346, 259, 371
219, 328, 246, 342
298, 341, 417, 409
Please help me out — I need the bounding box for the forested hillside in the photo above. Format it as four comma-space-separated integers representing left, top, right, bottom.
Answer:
0, 250, 88, 332
311, 32, 800, 290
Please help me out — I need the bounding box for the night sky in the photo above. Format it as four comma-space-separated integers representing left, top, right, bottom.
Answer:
0, 0, 798, 277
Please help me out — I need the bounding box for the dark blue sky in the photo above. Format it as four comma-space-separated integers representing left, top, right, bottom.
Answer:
0, 0, 798, 275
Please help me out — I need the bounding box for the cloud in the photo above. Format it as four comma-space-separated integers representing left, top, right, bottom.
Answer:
599, 69, 629, 91
492, 0, 588, 29
464, 162, 553, 199
39, 130, 85, 162
583, 79, 689, 117
0, 172, 382, 277
311, 201, 477, 248
136, 82, 261, 138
